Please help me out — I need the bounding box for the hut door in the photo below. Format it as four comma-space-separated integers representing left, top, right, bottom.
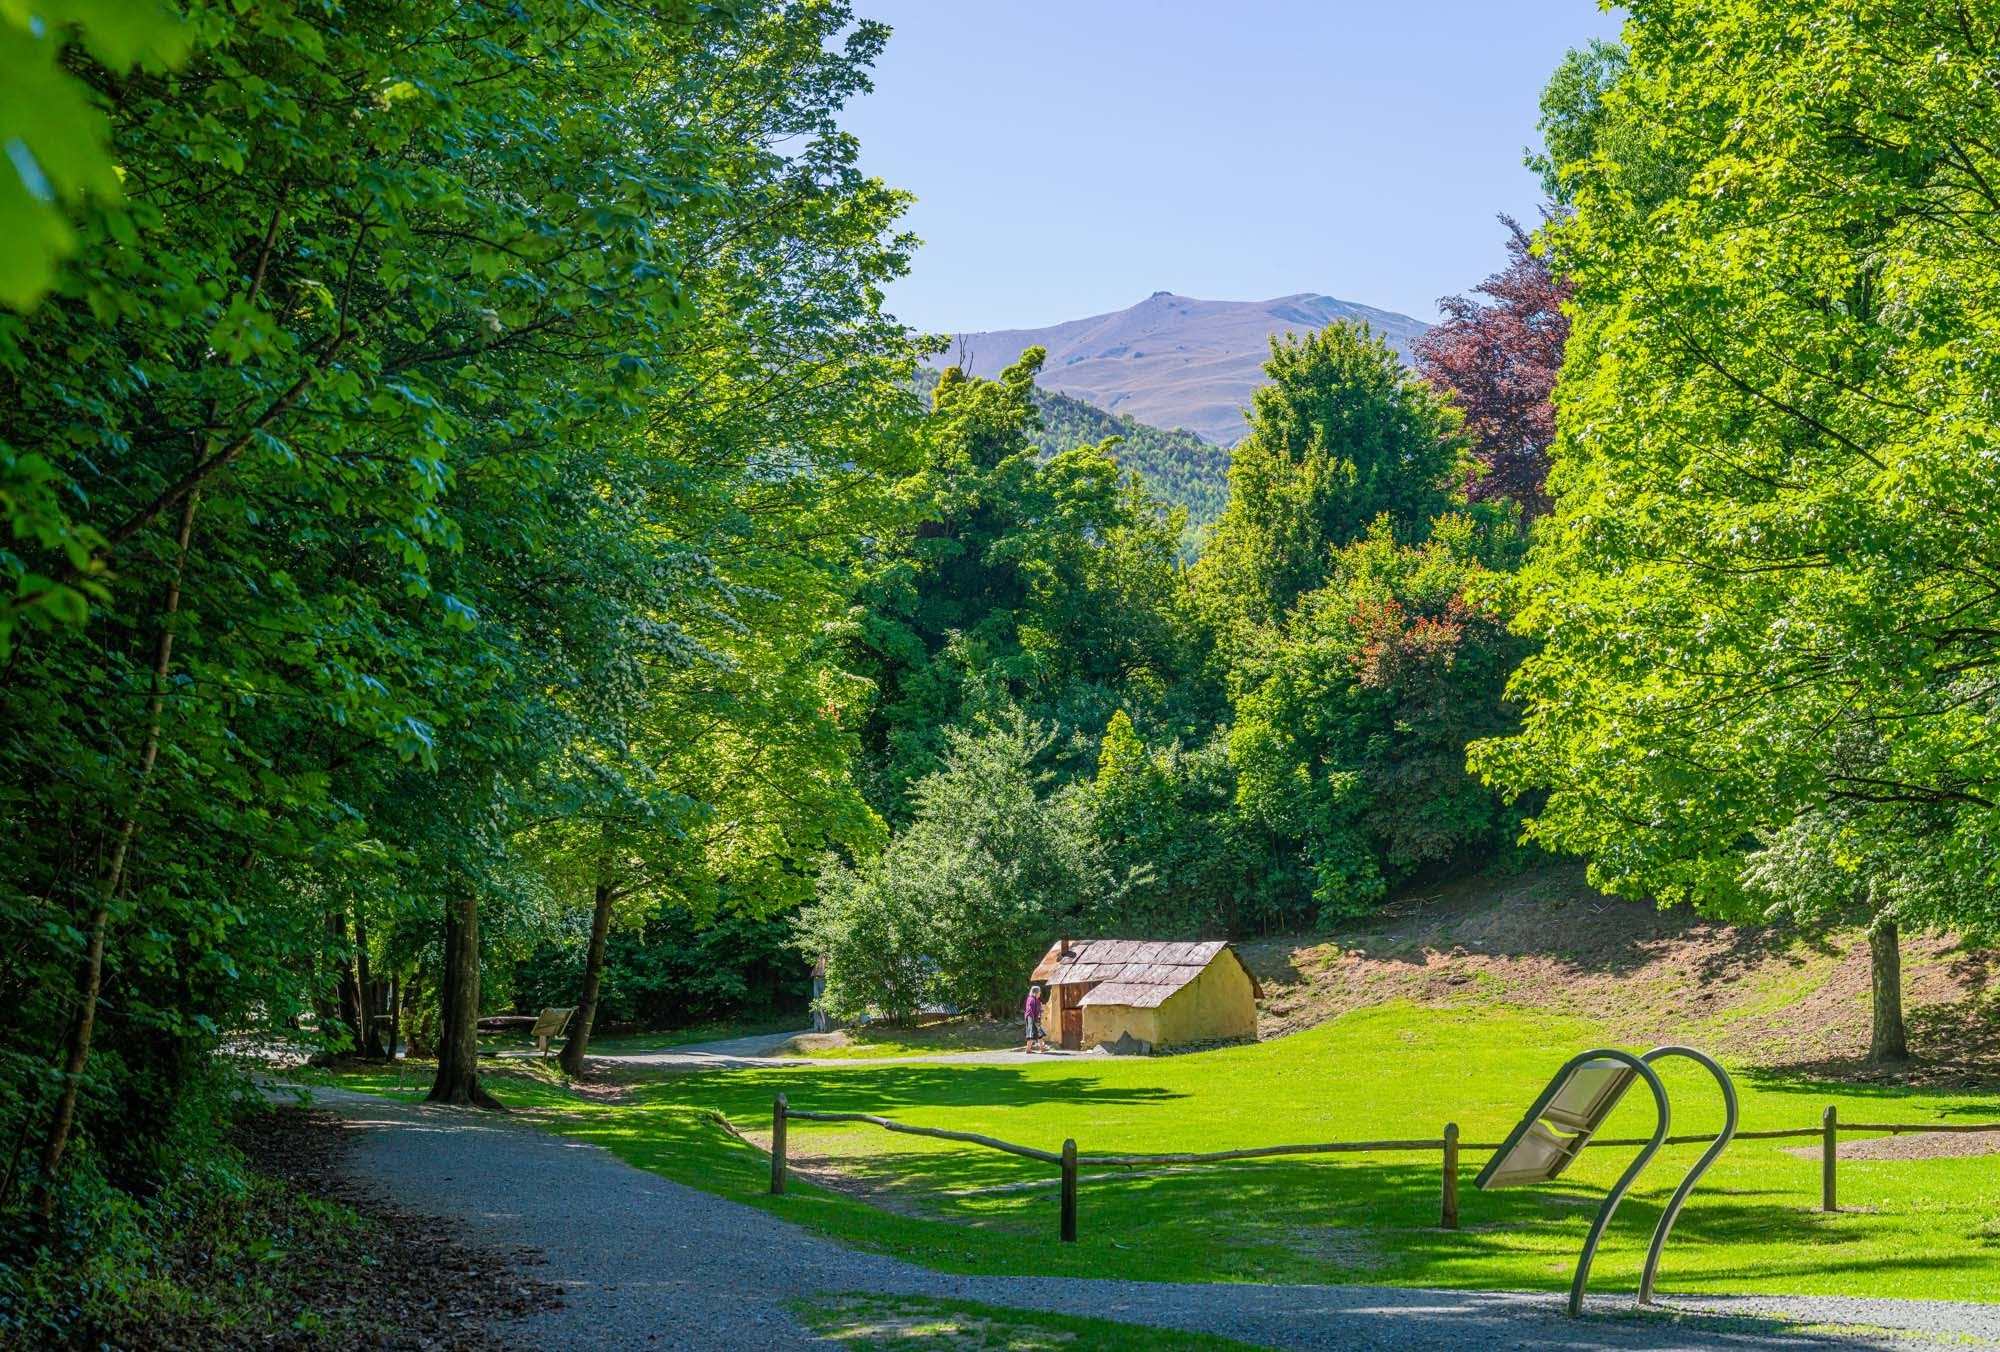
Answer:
1059, 981, 1095, 1050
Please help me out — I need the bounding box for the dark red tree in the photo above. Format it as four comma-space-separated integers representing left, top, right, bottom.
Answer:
1412, 215, 1570, 517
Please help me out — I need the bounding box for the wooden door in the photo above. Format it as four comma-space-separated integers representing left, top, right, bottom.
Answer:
1061, 1004, 1083, 1051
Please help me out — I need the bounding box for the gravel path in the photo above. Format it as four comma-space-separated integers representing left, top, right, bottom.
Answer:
304, 1086, 2000, 1351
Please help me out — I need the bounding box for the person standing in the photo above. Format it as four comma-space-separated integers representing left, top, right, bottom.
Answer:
1024, 983, 1048, 1053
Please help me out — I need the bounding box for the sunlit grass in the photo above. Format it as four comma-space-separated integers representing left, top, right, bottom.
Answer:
316, 1000, 2000, 1302
793, 1018, 1021, 1060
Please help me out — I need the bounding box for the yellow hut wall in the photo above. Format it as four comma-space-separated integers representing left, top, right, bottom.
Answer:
1079, 957, 1258, 1050
1081, 1002, 1158, 1048
1150, 956, 1258, 1045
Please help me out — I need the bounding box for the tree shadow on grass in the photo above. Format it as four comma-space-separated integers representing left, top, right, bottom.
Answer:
1732, 1060, 2000, 1108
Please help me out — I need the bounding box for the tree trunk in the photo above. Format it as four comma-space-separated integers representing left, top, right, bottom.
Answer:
405, 965, 433, 1058
33, 491, 199, 1217
427, 896, 503, 1108
353, 912, 385, 1058
558, 873, 618, 1078
1868, 916, 1909, 1064
332, 910, 365, 1054
387, 974, 401, 1060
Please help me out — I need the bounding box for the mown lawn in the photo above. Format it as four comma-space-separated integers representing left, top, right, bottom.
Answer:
792, 1018, 1021, 1059
319, 1000, 2000, 1303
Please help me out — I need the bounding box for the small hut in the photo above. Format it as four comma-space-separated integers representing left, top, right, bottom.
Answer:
1030, 939, 1261, 1053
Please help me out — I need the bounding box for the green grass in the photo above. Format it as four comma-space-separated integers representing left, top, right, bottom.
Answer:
316, 1000, 2000, 1303
589, 1015, 806, 1052
793, 1294, 1272, 1350
796, 1019, 1020, 1060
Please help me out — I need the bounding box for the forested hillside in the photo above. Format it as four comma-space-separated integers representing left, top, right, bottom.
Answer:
913, 368, 1230, 548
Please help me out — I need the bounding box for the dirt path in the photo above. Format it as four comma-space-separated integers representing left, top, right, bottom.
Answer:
301, 1084, 2000, 1351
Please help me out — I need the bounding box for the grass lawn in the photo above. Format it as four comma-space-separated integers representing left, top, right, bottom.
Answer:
315, 1000, 2000, 1304
791, 1018, 1021, 1060
793, 1294, 1271, 1350
589, 1015, 807, 1052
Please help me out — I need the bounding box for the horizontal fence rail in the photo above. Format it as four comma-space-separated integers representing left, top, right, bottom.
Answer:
783, 1105, 1062, 1163
763, 1095, 2000, 1242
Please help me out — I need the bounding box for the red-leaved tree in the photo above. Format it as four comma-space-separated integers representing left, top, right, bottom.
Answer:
1412, 216, 1569, 517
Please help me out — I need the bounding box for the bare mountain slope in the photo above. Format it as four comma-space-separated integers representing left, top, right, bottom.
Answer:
940, 291, 1430, 445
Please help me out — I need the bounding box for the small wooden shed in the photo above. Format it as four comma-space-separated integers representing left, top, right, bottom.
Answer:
1030, 939, 1261, 1053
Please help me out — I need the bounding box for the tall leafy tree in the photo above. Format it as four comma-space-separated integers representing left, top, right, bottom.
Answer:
1194, 322, 1465, 636
1412, 217, 1569, 517
796, 714, 1115, 1021
1472, 0, 2000, 1060
854, 348, 1202, 811
0, 0, 919, 1264
1234, 512, 1528, 920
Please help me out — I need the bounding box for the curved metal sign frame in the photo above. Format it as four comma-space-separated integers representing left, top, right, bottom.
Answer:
1636, 1045, 1739, 1306
1474, 1044, 1738, 1316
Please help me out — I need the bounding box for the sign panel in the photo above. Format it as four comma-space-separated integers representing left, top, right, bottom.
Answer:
1476, 1056, 1640, 1189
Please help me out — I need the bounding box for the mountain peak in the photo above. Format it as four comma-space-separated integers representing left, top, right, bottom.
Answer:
935, 293, 1429, 445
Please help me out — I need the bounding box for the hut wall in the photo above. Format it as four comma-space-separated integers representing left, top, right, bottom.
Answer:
1150, 956, 1258, 1046
1082, 1002, 1158, 1048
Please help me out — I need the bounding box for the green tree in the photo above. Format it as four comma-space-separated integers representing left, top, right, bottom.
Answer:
1472, 0, 2000, 1061
855, 349, 1206, 812
1234, 512, 1528, 921
0, 0, 190, 310
1195, 322, 1465, 635
1091, 711, 1303, 935
796, 715, 1116, 1021
0, 0, 917, 1285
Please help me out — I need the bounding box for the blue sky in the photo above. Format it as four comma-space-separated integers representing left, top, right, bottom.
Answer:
840, 2, 1624, 333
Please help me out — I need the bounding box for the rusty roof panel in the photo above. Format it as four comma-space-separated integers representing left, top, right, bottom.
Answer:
1080, 981, 1175, 1009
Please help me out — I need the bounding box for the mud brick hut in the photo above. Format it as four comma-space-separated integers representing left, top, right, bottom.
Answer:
1030, 939, 1260, 1053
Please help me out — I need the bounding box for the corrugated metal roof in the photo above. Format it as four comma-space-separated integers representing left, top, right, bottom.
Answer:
1030, 938, 1261, 1008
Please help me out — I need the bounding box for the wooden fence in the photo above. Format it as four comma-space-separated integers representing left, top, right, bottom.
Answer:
767, 1094, 2000, 1242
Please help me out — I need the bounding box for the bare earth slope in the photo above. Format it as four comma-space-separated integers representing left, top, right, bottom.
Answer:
1241, 865, 2000, 1088
941, 291, 1430, 445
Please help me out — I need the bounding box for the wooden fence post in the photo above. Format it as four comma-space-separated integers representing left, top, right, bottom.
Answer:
1060, 1137, 1078, 1243
1821, 1104, 1836, 1213
771, 1094, 788, 1196
1440, 1122, 1460, 1230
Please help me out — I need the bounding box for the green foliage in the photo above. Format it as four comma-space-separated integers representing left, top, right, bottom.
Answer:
513, 911, 809, 1029
796, 716, 1117, 1021
1473, 0, 2000, 946
1024, 386, 1231, 552
1195, 322, 1466, 635
914, 367, 1231, 554
1233, 513, 1529, 921
855, 349, 1210, 814
1526, 36, 1687, 219
1091, 713, 1308, 935
0, 0, 191, 310
0, 0, 919, 1294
